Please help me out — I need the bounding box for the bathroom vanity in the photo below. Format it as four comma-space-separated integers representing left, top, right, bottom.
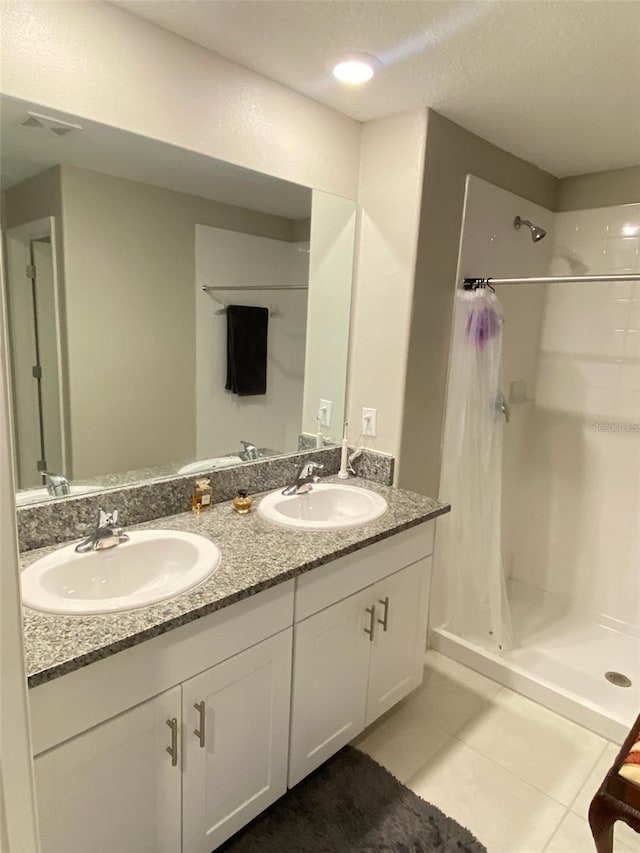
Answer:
23, 479, 448, 853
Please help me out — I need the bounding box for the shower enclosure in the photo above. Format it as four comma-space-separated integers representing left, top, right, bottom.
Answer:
430, 176, 640, 743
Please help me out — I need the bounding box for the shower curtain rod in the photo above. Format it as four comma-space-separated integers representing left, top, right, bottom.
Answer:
201, 284, 308, 292
463, 273, 640, 288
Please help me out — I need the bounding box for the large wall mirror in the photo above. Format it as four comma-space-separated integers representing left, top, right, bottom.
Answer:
0, 96, 357, 506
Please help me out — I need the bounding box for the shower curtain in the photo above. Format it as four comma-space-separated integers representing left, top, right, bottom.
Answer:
439, 287, 513, 653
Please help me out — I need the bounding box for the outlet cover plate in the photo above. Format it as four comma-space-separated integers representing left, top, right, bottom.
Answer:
319, 399, 333, 427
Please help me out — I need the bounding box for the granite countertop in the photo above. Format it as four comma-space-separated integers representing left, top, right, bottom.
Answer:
21, 477, 449, 688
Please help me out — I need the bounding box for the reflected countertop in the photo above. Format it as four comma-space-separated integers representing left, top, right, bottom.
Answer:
21, 477, 450, 688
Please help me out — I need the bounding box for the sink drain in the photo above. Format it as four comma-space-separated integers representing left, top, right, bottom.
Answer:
605, 671, 632, 688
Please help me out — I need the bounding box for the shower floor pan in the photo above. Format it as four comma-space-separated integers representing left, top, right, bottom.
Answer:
430, 579, 639, 744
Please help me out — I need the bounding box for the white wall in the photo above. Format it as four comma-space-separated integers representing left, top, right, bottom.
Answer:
0, 1, 360, 200
514, 203, 640, 627
57, 165, 300, 479
195, 226, 307, 458
347, 108, 427, 462
302, 191, 356, 442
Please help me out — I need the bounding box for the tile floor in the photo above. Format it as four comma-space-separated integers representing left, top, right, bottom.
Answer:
353, 650, 640, 853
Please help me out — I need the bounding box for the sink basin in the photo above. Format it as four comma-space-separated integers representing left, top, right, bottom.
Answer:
16, 484, 98, 507
258, 483, 388, 531
21, 531, 221, 615
177, 455, 243, 474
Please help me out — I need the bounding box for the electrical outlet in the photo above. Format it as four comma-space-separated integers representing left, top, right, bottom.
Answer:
361, 407, 377, 437
319, 399, 333, 427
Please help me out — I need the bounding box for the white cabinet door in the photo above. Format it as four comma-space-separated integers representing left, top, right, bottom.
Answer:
288, 586, 372, 786
182, 628, 292, 853
366, 558, 430, 726
35, 686, 182, 853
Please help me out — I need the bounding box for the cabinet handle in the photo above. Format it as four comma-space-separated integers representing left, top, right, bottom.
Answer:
194, 701, 206, 748
378, 596, 390, 632
166, 718, 178, 767
364, 605, 376, 642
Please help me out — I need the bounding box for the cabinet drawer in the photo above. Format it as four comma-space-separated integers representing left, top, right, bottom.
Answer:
294, 522, 433, 622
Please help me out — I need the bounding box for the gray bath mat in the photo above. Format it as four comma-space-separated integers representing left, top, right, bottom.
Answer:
219, 746, 486, 852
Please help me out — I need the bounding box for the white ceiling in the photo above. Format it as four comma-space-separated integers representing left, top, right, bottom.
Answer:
115, 0, 640, 178
0, 96, 311, 219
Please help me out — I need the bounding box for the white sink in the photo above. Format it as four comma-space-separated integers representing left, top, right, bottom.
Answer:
16, 484, 98, 507
258, 483, 388, 531
177, 455, 243, 475
21, 531, 221, 615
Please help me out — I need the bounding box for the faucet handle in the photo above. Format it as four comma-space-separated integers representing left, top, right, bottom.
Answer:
96, 508, 118, 528
241, 441, 260, 460
298, 460, 324, 479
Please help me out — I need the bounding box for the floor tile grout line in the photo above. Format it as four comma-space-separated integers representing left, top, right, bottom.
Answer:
411, 654, 638, 852
540, 802, 572, 853
404, 730, 458, 789
447, 701, 611, 810
445, 727, 588, 818
448, 680, 614, 808
407, 727, 568, 853
565, 736, 612, 816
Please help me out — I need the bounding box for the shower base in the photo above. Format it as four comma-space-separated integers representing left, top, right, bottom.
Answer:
430, 579, 639, 744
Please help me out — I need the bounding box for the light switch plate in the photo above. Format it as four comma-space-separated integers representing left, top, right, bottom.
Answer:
362, 407, 377, 436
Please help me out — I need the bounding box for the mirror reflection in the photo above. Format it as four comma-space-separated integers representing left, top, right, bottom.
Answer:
0, 96, 356, 505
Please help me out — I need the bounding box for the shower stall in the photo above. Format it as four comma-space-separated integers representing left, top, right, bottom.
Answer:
430, 176, 640, 743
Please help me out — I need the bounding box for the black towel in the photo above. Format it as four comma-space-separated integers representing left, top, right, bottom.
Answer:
225, 305, 269, 396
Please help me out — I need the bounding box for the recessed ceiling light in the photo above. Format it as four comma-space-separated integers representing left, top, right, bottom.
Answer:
331, 53, 381, 85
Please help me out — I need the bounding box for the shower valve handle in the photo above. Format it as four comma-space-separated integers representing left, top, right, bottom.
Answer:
496, 392, 511, 424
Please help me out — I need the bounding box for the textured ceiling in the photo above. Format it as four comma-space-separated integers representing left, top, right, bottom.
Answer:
114, 0, 640, 178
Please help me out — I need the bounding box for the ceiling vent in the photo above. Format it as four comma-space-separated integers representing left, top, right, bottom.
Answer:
19, 111, 82, 138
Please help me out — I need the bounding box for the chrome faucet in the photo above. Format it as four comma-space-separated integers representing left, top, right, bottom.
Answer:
75, 508, 129, 553
42, 470, 70, 498
241, 440, 260, 461
282, 461, 324, 496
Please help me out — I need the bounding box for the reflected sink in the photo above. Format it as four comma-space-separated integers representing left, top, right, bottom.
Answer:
16, 484, 98, 507
258, 483, 388, 531
21, 531, 221, 615
177, 455, 243, 475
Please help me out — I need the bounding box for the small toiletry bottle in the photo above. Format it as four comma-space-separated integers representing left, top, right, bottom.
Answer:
232, 489, 253, 515
192, 478, 212, 514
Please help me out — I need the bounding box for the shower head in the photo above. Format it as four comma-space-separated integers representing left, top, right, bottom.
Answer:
514, 215, 547, 242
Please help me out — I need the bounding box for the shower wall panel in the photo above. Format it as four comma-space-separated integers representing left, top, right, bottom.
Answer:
512, 204, 640, 629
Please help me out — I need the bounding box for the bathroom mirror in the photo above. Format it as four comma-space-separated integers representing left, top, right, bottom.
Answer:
0, 95, 356, 505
